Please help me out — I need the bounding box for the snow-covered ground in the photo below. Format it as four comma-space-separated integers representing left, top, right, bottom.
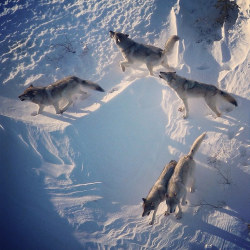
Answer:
0, 0, 249, 249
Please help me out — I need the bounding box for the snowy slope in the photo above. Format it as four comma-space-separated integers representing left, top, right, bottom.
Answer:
0, 0, 250, 249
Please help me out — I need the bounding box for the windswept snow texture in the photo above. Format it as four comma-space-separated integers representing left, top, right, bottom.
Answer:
0, 0, 250, 249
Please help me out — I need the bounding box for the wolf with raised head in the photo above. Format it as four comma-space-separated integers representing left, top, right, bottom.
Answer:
18, 76, 105, 116
142, 160, 177, 225
165, 133, 206, 219
159, 72, 237, 118
110, 31, 179, 76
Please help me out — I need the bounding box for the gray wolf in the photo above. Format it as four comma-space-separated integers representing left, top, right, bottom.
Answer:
142, 160, 177, 225
165, 133, 206, 219
18, 76, 104, 115
109, 31, 179, 76
159, 72, 237, 118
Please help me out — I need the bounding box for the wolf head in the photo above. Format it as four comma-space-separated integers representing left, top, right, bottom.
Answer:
159, 71, 177, 82
165, 193, 179, 214
18, 85, 37, 101
109, 30, 129, 45
142, 198, 156, 217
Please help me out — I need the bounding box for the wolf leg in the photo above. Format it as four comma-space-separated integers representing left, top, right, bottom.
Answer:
37, 104, 45, 115
181, 188, 187, 206
164, 202, 170, 216
189, 163, 196, 193
120, 60, 131, 72
31, 104, 44, 116
204, 96, 221, 117
149, 206, 158, 225
181, 98, 189, 119
52, 102, 61, 114
161, 60, 175, 72
161, 58, 169, 69
175, 204, 182, 219
190, 180, 196, 193
146, 63, 154, 76
164, 210, 170, 216
60, 100, 73, 114
190, 171, 196, 193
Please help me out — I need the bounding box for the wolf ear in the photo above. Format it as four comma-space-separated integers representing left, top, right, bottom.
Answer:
29, 84, 34, 88
109, 31, 115, 38
125, 34, 129, 38
142, 198, 146, 203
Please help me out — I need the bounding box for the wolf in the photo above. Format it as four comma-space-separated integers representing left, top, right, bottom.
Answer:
159, 71, 237, 118
109, 31, 179, 76
142, 160, 177, 225
18, 76, 105, 115
165, 133, 206, 219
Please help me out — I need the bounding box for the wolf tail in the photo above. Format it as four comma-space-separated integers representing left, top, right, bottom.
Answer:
163, 35, 179, 56
220, 91, 237, 106
81, 80, 105, 92
188, 132, 206, 158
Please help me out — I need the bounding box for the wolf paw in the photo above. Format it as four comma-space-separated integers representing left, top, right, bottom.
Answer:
56, 110, 64, 115
121, 65, 126, 72
31, 111, 38, 116
175, 213, 182, 220
149, 221, 154, 225
164, 211, 170, 216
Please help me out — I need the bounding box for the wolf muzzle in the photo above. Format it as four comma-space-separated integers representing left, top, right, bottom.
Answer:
18, 95, 25, 101
169, 208, 175, 213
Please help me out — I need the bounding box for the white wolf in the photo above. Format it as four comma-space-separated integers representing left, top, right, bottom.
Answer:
18, 76, 105, 115
110, 31, 179, 76
159, 71, 237, 118
142, 160, 177, 225
165, 133, 206, 219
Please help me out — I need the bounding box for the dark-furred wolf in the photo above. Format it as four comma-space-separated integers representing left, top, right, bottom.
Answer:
165, 133, 206, 219
110, 31, 179, 76
18, 76, 104, 115
159, 72, 237, 118
142, 160, 177, 225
